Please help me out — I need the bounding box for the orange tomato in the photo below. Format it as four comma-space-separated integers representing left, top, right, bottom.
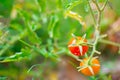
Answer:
79, 58, 100, 76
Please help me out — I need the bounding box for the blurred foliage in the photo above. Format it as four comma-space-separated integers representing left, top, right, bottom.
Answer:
0, 0, 120, 80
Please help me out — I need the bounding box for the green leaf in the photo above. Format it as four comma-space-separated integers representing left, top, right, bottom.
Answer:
0, 0, 13, 18
37, 0, 46, 12
84, 3, 89, 12
89, 76, 97, 80
48, 15, 59, 38
18, 9, 41, 43
56, 0, 62, 9
65, 0, 83, 10
98, 0, 105, 3
39, 48, 48, 58
0, 50, 31, 63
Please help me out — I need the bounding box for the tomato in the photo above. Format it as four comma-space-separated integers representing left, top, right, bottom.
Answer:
79, 58, 100, 76
68, 37, 88, 56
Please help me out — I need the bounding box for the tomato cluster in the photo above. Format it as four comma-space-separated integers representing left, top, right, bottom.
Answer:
68, 36, 100, 76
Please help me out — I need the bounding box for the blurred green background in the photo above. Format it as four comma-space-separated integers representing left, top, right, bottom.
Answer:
0, 0, 120, 80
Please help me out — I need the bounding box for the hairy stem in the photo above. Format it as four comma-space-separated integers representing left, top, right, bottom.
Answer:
87, 0, 96, 24
92, 0, 101, 12
88, 0, 108, 63
101, 0, 109, 11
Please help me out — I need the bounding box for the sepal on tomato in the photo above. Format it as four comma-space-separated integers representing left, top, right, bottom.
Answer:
68, 36, 89, 56
77, 57, 100, 76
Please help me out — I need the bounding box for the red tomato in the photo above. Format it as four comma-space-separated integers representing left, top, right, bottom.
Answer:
68, 37, 88, 56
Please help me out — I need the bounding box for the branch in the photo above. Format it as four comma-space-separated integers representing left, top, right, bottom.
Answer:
88, 0, 109, 63
87, 0, 96, 24
101, 0, 108, 11
92, 0, 101, 12
99, 39, 120, 47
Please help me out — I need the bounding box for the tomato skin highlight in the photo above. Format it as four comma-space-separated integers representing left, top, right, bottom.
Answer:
68, 37, 88, 56
80, 58, 100, 76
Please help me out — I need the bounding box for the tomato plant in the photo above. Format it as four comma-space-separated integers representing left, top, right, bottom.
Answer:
0, 0, 120, 80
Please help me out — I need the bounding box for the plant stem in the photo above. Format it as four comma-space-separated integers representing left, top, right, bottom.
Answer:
92, 0, 101, 12
99, 39, 120, 47
101, 0, 109, 11
88, 0, 108, 63
89, 3, 100, 61
87, 0, 96, 24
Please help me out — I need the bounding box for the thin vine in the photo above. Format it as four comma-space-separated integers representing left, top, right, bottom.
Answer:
88, 0, 109, 64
